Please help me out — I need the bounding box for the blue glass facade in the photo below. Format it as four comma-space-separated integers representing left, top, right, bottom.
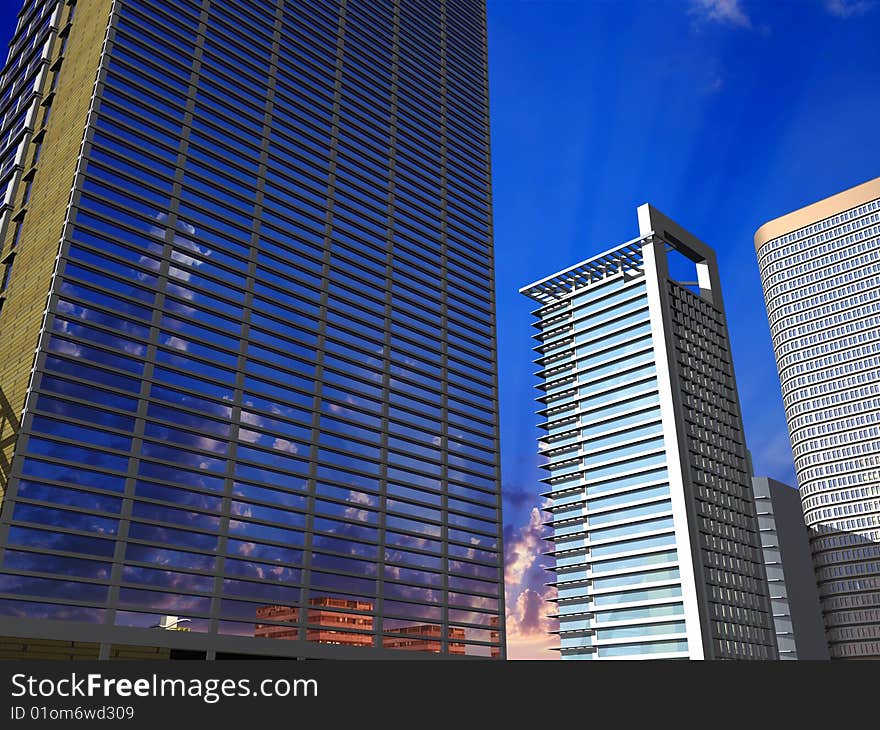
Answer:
0, 0, 503, 659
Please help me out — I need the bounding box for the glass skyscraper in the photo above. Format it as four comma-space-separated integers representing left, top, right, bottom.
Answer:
0, 0, 504, 659
521, 204, 777, 660
756, 177, 880, 659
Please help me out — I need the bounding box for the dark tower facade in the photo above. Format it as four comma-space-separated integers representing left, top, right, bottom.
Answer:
0, 0, 503, 659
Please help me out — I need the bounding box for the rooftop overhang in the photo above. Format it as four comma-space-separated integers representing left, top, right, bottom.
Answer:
754, 176, 880, 253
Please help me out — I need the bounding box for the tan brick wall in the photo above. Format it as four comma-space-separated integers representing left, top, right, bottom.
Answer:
0, 636, 100, 659
0, 0, 113, 505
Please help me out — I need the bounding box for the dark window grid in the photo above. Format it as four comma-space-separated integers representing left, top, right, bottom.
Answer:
392, 196, 491, 256
329, 235, 389, 274
392, 166, 488, 240
127, 493, 313, 542
334, 126, 394, 171
441, 80, 491, 134
118, 0, 203, 42
187, 101, 266, 156
0, 585, 108, 610
37, 328, 491, 455
96, 71, 187, 130
445, 151, 491, 194
279, 4, 342, 46
338, 314, 494, 387
10, 495, 122, 527
443, 41, 489, 89
446, 192, 491, 226
281, 108, 352, 152
333, 117, 397, 168
336, 82, 394, 126
296, 0, 351, 28
59, 250, 239, 330
275, 30, 339, 79
4, 6, 44, 59
272, 62, 337, 113
72, 196, 306, 290
56, 264, 244, 339
442, 61, 488, 109
105, 54, 192, 110
85, 142, 176, 195
443, 169, 492, 209
449, 292, 495, 338
280, 3, 345, 50
110, 32, 197, 91
272, 92, 333, 140
80, 157, 175, 212
190, 79, 275, 142
345, 11, 395, 53
393, 94, 446, 141
95, 89, 183, 148
333, 92, 394, 139
445, 116, 491, 164
348, 134, 476, 212
0, 520, 117, 560
0, 543, 117, 576
199, 25, 275, 78
393, 42, 446, 91
394, 115, 444, 151
444, 128, 490, 169
339, 62, 394, 101
337, 47, 394, 93
332, 147, 391, 194
179, 171, 260, 221
205, 0, 281, 37
193, 61, 273, 117
443, 0, 486, 33
336, 30, 396, 80
112, 14, 197, 68
334, 84, 393, 127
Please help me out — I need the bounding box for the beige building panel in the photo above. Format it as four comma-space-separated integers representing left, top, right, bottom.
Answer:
755, 176, 880, 252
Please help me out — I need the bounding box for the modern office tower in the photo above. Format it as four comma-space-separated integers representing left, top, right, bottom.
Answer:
755, 177, 880, 659
521, 205, 777, 660
0, 0, 504, 659
752, 476, 828, 659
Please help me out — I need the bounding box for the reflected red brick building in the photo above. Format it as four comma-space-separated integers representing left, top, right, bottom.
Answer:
256, 598, 474, 654
491, 615, 501, 658
383, 624, 465, 654
255, 598, 373, 647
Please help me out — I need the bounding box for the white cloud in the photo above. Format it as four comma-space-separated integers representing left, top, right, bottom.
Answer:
272, 438, 299, 454
690, 0, 751, 28
505, 507, 545, 586
824, 0, 874, 16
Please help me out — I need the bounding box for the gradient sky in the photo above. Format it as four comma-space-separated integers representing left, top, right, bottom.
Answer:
3, 0, 879, 660
492, 0, 880, 658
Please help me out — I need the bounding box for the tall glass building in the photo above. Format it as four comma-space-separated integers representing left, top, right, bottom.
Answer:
0, 0, 504, 659
755, 177, 880, 659
521, 205, 777, 660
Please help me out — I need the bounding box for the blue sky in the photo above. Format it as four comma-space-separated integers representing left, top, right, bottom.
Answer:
3, 0, 878, 659
493, 0, 880, 657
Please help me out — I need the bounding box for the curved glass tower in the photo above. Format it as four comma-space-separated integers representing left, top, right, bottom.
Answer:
755, 177, 880, 659
522, 205, 776, 660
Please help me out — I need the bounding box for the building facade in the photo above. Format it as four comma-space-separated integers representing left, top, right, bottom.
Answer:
752, 476, 828, 659
755, 177, 880, 659
522, 205, 777, 660
0, 0, 504, 659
